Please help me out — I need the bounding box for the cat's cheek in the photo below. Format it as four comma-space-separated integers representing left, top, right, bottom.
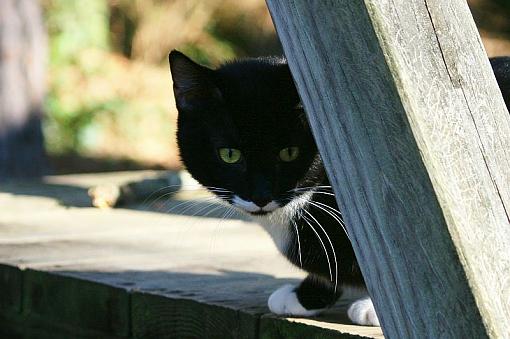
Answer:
267, 284, 323, 316
347, 296, 380, 326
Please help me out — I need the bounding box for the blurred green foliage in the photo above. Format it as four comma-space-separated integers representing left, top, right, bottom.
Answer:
45, 0, 109, 63
41, 0, 279, 168
43, 0, 114, 155
41, 0, 510, 170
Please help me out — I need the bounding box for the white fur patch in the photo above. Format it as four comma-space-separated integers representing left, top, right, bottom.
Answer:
347, 296, 380, 326
268, 284, 323, 316
232, 195, 280, 213
262, 200, 279, 212
254, 191, 313, 253
232, 195, 260, 212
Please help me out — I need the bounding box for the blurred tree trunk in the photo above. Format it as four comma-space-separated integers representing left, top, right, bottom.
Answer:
0, 0, 47, 180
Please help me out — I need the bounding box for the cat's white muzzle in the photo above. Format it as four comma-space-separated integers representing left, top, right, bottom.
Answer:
232, 195, 279, 214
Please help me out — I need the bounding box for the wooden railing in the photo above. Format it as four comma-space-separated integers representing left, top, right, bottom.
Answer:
266, 0, 510, 337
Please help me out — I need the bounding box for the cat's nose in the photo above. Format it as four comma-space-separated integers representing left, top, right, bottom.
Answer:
252, 198, 271, 208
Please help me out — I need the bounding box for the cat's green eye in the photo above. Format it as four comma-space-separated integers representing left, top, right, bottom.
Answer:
279, 147, 300, 162
219, 148, 242, 164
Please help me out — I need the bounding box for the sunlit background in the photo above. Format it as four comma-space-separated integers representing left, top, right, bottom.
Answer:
39, 0, 282, 175
2, 0, 510, 178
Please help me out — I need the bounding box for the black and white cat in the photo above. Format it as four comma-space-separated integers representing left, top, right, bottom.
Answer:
169, 50, 510, 326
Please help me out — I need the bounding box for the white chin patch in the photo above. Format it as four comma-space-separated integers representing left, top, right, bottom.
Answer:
232, 195, 259, 212
262, 201, 279, 212
268, 284, 323, 316
232, 195, 279, 213
347, 296, 380, 326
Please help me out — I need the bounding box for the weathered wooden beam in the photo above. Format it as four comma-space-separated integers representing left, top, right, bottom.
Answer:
266, 0, 510, 337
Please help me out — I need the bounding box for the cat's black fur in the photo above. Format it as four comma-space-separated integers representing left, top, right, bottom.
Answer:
491, 57, 510, 108
169, 51, 510, 324
170, 55, 322, 207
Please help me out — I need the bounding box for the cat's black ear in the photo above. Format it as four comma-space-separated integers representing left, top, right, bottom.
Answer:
169, 50, 221, 111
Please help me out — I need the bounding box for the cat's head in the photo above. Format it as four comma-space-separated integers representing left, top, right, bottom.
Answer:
169, 50, 323, 215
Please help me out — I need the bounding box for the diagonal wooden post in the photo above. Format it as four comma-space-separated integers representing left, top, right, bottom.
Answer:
266, 0, 510, 337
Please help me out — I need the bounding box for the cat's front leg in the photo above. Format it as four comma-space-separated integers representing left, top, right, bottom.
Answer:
347, 295, 380, 326
268, 274, 340, 316
268, 275, 380, 326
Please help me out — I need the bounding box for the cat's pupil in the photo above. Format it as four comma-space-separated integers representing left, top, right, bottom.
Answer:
228, 149, 233, 158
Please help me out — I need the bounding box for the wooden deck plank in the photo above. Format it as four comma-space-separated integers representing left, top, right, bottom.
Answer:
0, 172, 383, 338
0, 264, 22, 315
23, 269, 130, 337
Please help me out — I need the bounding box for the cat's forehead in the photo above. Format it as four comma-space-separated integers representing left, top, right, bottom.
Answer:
204, 60, 304, 147
230, 111, 305, 151
215, 58, 300, 108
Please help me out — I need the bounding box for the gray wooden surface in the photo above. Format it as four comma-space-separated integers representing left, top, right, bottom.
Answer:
266, 0, 510, 338
0, 171, 383, 338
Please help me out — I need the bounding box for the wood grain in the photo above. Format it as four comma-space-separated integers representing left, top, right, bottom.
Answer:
0, 172, 383, 338
266, 0, 510, 337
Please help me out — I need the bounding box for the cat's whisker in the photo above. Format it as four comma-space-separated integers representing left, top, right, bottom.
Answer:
160, 198, 207, 215
218, 206, 234, 221
286, 188, 336, 199
202, 185, 232, 193
141, 184, 230, 210
141, 185, 180, 208
141, 183, 213, 207
306, 200, 349, 241
207, 205, 239, 254
195, 203, 229, 218
310, 200, 343, 217
144, 191, 181, 211
300, 212, 333, 284
162, 196, 225, 215
209, 190, 231, 193
291, 219, 303, 268
187, 198, 230, 218
143, 186, 209, 211
310, 200, 342, 217
289, 185, 333, 192
226, 207, 237, 220
208, 191, 232, 197
289, 188, 333, 195
302, 209, 339, 292
307, 191, 336, 197
222, 205, 238, 222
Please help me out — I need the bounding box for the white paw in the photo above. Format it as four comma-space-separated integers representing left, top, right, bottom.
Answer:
347, 297, 380, 326
268, 284, 323, 316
